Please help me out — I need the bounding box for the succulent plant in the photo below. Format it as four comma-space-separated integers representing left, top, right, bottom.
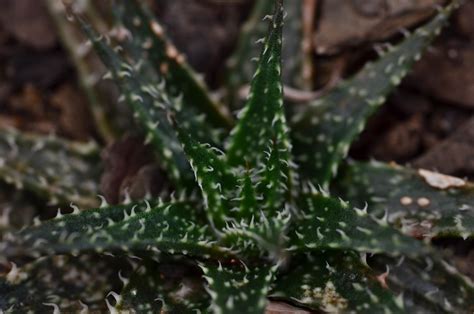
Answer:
1, 0, 473, 313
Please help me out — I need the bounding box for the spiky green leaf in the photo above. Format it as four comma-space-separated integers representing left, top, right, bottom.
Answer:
226, 0, 274, 107
0, 128, 101, 207
227, 0, 290, 170
259, 139, 297, 215
220, 209, 291, 258
0, 254, 129, 313
4, 201, 227, 259
271, 251, 404, 313
291, 2, 460, 188
237, 172, 258, 219
288, 192, 426, 255
175, 126, 238, 230
113, 0, 232, 130
336, 161, 474, 240
117, 258, 209, 313
227, 0, 309, 106
226, 0, 294, 213
218, 170, 291, 258
112, 0, 228, 147
371, 254, 474, 313
78, 17, 194, 189
200, 261, 277, 314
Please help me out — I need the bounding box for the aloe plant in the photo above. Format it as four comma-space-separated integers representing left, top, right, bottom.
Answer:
1, 0, 473, 313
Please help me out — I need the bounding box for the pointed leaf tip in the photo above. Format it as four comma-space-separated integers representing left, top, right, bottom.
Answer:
226, 0, 286, 169
291, 2, 459, 188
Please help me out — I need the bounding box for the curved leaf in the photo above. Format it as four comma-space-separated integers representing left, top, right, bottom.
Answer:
78, 16, 193, 189
200, 261, 278, 314
291, 1, 460, 188
0, 128, 101, 207
227, 0, 310, 107
371, 254, 474, 313
176, 126, 237, 230
272, 251, 404, 313
288, 193, 427, 256
0, 254, 129, 313
220, 209, 291, 259
4, 201, 227, 259
336, 161, 474, 240
226, 0, 274, 107
227, 0, 290, 172
117, 258, 209, 313
114, 0, 232, 130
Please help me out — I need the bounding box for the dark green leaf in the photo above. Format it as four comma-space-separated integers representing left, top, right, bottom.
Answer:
336, 161, 474, 240
112, 0, 227, 148
117, 258, 209, 313
371, 254, 474, 313
257, 140, 294, 215
220, 209, 291, 259
288, 192, 427, 256
0, 128, 101, 207
291, 2, 460, 188
236, 172, 258, 219
226, 0, 294, 212
175, 126, 238, 230
5, 201, 227, 259
114, 0, 233, 130
226, 0, 274, 108
227, 0, 290, 171
79, 16, 194, 189
227, 0, 309, 106
272, 251, 404, 313
200, 261, 277, 314
0, 254, 129, 313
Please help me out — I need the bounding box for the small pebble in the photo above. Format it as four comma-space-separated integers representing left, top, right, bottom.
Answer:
400, 196, 413, 206
417, 197, 430, 207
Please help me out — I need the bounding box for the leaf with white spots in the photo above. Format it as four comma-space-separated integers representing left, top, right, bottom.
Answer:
4, 201, 228, 259
288, 193, 427, 256
371, 254, 474, 313
257, 140, 294, 215
175, 126, 238, 231
0, 254, 129, 313
281, 0, 312, 89
291, 1, 460, 188
113, 0, 230, 145
218, 166, 290, 257
201, 261, 277, 314
236, 172, 259, 220
0, 128, 101, 208
271, 251, 404, 313
78, 17, 194, 189
226, 0, 274, 108
227, 0, 309, 107
118, 259, 209, 313
227, 0, 291, 172
113, 0, 232, 133
336, 161, 474, 240
220, 209, 291, 259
